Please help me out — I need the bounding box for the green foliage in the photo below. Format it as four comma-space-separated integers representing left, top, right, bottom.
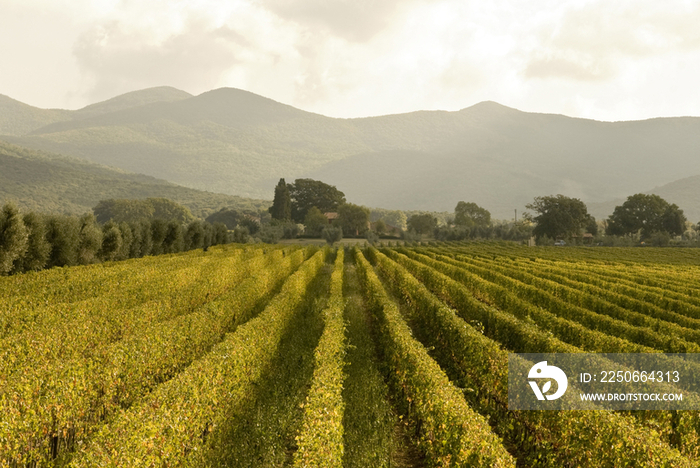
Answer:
184, 220, 205, 250
370, 209, 408, 232
454, 201, 491, 227
282, 222, 301, 239
289, 179, 346, 223
130, 219, 153, 257
407, 213, 437, 235
14, 212, 49, 272
163, 220, 185, 253
99, 221, 123, 262
239, 216, 261, 235
304, 206, 329, 237
293, 249, 346, 467
607, 193, 687, 239
0, 203, 28, 275
373, 219, 387, 235
355, 248, 516, 467
114, 222, 133, 260
45, 214, 80, 268
269, 178, 292, 221
5, 240, 700, 465
69, 249, 326, 467
231, 227, 250, 243
434, 220, 534, 242
258, 224, 284, 244
205, 207, 244, 229
150, 218, 168, 256
212, 222, 228, 245
337, 203, 370, 237
322, 226, 343, 245
94, 197, 194, 224
377, 246, 694, 466
526, 194, 592, 240
78, 214, 103, 264
365, 230, 379, 245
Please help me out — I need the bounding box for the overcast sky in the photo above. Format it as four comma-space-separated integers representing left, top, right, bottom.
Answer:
2, 0, 700, 121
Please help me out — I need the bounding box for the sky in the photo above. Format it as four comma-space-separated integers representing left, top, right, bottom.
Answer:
1, 0, 700, 121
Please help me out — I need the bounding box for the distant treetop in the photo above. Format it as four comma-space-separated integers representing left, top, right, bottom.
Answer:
93, 198, 194, 224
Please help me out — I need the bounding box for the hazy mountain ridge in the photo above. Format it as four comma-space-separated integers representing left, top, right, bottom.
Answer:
0, 86, 193, 136
0, 94, 72, 136
2, 87, 700, 220
0, 140, 269, 217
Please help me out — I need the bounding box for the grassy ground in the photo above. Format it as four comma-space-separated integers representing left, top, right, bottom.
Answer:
341, 255, 423, 468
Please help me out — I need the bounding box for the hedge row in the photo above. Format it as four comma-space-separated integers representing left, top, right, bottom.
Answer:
293, 248, 347, 468
355, 248, 515, 468
69, 248, 326, 467
369, 247, 694, 467
0, 248, 306, 466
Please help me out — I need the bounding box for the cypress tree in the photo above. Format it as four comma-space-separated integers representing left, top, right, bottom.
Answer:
269, 178, 292, 221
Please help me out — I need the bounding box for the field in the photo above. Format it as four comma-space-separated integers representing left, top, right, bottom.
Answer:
2, 241, 700, 467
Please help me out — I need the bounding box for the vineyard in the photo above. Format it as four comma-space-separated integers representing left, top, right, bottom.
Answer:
2, 241, 700, 467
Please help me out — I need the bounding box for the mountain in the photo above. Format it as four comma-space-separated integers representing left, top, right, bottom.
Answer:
0, 86, 192, 136
588, 175, 700, 224
2, 88, 700, 220
0, 94, 71, 136
73, 86, 192, 119
0, 140, 269, 217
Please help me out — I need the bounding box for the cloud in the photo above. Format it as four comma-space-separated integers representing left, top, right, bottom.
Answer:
73, 16, 249, 102
524, 54, 613, 81
522, 0, 700, 82
257, 0, 407, 42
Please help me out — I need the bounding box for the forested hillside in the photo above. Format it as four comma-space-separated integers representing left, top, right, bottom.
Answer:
0, 140, 269, 217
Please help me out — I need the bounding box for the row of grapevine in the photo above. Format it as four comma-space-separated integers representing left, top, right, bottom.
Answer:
67, 249, 327, 467
369, 247, 697, 465
438, 240, 700, 265
0, 245, 270, 339
441, 242, 700, 289
406, 248, 700, 353
478, 252, 700, 314
293, 249, 347, 467
451, 250, 700, 327
445, 251, 700, 347
0, 248, 306, 466
354, 248, 516, 467
0, 247, 285, 385
388, 248, 654, 354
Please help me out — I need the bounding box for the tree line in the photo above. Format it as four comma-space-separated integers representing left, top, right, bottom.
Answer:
0, 202, 229, 276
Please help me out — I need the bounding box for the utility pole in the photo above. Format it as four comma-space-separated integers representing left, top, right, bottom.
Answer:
515, 209, 517, 223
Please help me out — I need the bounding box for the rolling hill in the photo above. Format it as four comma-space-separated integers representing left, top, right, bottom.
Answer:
2, 87, 700, 220
0, 140, 269, 217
